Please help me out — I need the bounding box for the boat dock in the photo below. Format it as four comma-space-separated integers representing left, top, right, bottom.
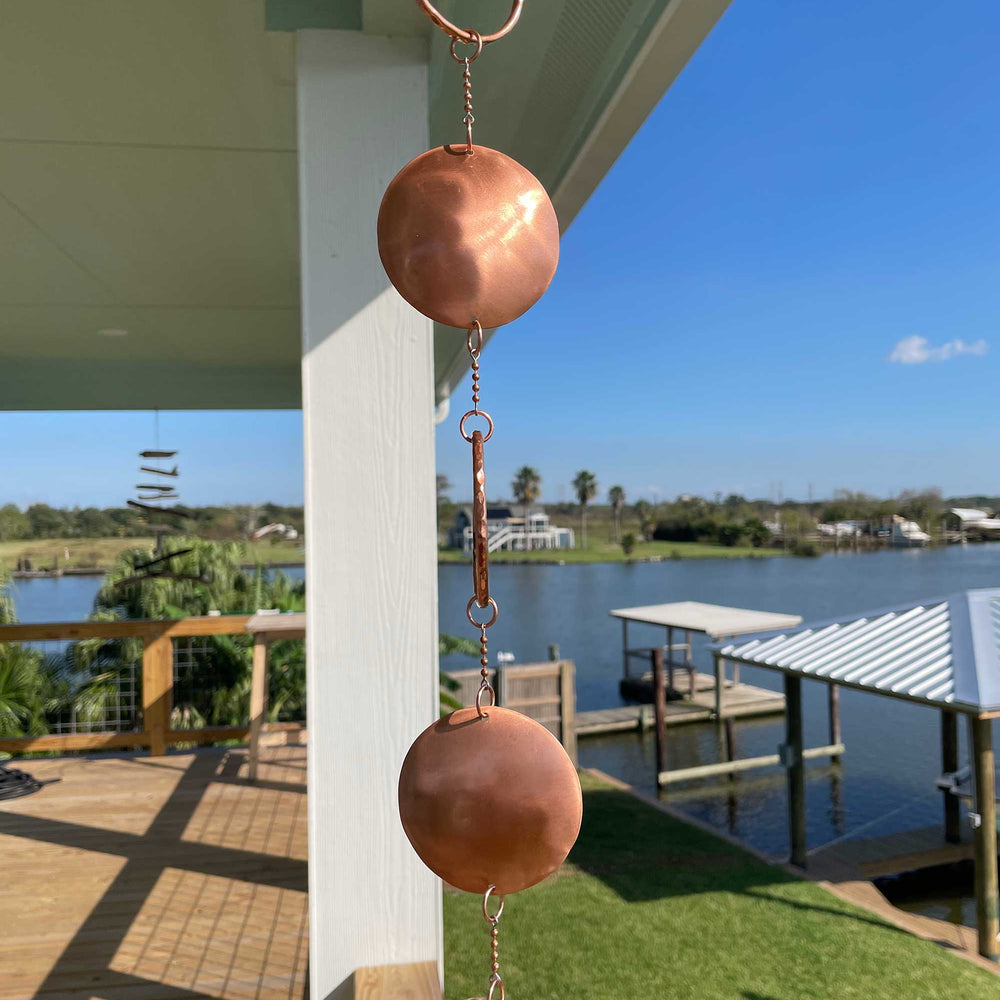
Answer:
576, 669, 785, 736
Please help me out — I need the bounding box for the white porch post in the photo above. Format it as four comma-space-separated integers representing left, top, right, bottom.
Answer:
297, 30, 441, 1000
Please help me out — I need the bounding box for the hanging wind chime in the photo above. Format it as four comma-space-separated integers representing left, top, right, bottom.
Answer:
379, 3, 582, 997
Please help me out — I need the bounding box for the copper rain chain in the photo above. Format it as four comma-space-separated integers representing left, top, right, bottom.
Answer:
378, 3, 583, 997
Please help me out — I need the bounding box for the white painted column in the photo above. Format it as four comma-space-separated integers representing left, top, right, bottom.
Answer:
297, 30, 440, 1000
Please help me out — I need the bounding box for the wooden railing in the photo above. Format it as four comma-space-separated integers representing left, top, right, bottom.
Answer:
0, 614, 305, 764
446, 659, 577, 763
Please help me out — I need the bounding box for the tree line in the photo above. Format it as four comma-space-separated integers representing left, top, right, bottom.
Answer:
438, 477, 993, 552
0, 503, 305, 541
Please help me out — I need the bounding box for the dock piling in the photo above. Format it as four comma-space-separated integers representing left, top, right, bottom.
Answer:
651, 647, 667, 779
784, 674, 807, 868
941, 709, 960, 844
971, 716, 999, 962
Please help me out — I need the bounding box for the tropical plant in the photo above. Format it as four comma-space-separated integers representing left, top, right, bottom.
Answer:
439, 633, 480, 714
620, 532, 637, 557
608, 485, 626, 542
511, 467, 542, 550
634, 499, 652, 541
572, 471, 598, 549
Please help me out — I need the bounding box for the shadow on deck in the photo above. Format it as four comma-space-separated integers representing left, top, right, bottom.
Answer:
0, 745, 308, 1000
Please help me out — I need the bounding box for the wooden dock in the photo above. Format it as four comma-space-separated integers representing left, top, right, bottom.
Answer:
809, 825, 998, 971
576, 670, 785, 737
0, 745, 308, 1000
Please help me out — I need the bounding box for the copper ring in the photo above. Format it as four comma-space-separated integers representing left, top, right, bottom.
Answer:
450, 31, 483, 64
476, 682, 496, 716
467, 319, 483, 357
482, 885, 504, 922
416, 0, 523, 45
460, 409, 494, 443
488, 978, 505, 1000
467, 596, 498, 629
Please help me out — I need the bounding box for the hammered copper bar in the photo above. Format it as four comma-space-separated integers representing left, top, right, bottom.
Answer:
377, 145, 560, 329
398, 707, 583, 895
471, 429, 490, 608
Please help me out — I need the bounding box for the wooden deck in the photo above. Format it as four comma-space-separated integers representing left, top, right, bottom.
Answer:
810, 825, 996, 971
0, 745, 308, 1000
576, 670, 785, 737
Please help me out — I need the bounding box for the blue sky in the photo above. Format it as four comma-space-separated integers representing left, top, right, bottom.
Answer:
4, 0, 999, 508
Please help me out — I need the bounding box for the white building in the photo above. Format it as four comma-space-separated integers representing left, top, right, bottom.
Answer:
449, 506, 574, 552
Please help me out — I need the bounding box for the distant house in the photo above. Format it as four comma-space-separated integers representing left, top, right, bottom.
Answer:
252, 522, 299, 541
448, 506, 574, 553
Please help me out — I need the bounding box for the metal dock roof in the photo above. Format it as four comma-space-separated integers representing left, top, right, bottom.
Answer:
609, 602, 802, 638
713, 588, 1000, 715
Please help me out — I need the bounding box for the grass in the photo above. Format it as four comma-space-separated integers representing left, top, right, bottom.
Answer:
0, 537, 304, 572
438, 538, 784, 563
443, 773, 994, 999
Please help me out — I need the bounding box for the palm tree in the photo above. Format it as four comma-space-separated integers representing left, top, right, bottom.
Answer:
608, 485, 626, 542
572, 470, 598, 549
634, 499, 652, 541
511, 466, 542, 551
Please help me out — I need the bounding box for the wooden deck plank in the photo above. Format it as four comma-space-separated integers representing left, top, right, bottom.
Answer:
577, 671, 785, 736
0, 746, 308, 1000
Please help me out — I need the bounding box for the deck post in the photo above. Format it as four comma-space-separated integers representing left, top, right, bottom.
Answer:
560, 660, 578, 765
652, 647, 667, 783
666, 625, 675, 691
971, 716, 999, 962
941, 709, 960, 844
713, 652, 724, 719
297, 30, 441, 999
828, 684, 842, 748
622, 618, 629, 679
142, 633, 172, 757
248, 635, 269, 782
784, 674, 807, 867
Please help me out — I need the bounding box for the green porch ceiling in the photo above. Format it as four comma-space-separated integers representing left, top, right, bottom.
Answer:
0, 0, 731, 410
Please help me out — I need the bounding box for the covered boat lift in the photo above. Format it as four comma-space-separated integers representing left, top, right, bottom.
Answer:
714, 588, 1000, 963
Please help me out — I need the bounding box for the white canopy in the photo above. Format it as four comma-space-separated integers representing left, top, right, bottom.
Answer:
610, 601, 802, 639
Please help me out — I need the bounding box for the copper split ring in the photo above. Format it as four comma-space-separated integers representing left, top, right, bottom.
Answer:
482, 885, 504, 922
460, 409, 494, 443
467, 596, 498, 629
416, 0, 523, 46
451, 31, 483, 64
467, 319, 484, 357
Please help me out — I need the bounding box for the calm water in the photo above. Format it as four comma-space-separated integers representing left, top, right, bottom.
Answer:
12, 548, 999, 925
439, 544, 1000, 929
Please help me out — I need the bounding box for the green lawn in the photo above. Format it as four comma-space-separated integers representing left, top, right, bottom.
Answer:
438, 538, 784, 564
443, 774, 993, 999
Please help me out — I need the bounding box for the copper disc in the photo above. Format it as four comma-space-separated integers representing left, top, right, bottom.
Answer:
377, 145, 560, 329
398, 707, 582, 894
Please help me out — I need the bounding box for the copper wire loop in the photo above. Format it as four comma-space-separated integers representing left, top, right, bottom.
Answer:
417, 0, 523, 45
475, 682, 496, 717
450, 31, 483, 63
467, 319, 484, 357
460, 409, 494, 443
482, 886, 505, 922
467, 596, 499, 629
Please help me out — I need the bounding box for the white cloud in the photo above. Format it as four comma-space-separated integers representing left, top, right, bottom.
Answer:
888, 335, 989, 365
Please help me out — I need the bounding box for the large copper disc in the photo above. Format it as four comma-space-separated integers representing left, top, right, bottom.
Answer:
398, 707, 582, 894
377, 145, 560, 329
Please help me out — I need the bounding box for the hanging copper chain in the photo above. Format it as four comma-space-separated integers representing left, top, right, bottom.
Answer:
461, 320, 498, 717
484, 886, 505, 1000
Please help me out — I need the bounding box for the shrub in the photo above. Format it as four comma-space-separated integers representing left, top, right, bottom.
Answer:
621, 532, 637, 556
791, 539, 821, 558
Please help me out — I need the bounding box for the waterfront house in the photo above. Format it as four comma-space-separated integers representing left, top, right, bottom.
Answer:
0, 1, 735, 995
448, 506, 575, 552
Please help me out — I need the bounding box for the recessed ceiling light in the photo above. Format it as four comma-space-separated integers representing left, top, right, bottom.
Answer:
97, 328, 129, 337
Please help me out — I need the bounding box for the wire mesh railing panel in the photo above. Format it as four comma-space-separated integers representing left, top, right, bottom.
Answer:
170, 635, 306, 731
0, 637, 141, 738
